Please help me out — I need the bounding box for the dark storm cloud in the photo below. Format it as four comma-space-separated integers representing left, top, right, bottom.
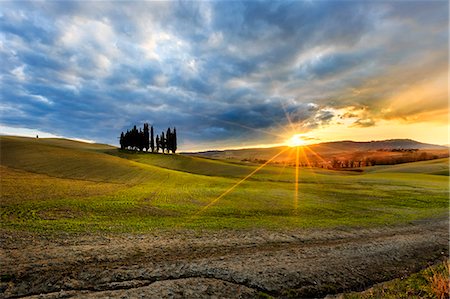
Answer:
0, 1, 447, 149
352, 118, 376, 128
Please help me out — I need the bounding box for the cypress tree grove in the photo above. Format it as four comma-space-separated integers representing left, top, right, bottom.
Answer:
119, 124, 178, 154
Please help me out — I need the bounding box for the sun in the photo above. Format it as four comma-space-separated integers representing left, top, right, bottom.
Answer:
286, 134, 307, 147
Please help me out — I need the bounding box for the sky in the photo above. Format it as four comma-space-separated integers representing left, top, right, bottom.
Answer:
0, 1, 448, 151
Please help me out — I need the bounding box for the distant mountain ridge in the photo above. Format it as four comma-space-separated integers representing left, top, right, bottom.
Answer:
185, 139, 448, 162
311, 139, 447, 151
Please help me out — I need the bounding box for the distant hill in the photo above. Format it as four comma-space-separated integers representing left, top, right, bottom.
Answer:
316, 139, 447, 151
1, 136, 447, 181
184, 139, 449, 165
367, 158, 449, 176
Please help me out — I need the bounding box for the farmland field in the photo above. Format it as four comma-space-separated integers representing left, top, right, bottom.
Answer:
0, 136, 448, 298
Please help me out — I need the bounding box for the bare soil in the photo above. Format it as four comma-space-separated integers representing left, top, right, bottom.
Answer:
1, 218, 448, 298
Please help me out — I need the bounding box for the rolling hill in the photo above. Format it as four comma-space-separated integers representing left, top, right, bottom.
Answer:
0, 135, 448, 233
368, 158, 449, 176
312, 139, 447, 151
185, 139, 449, 165
0, 136, 154, 184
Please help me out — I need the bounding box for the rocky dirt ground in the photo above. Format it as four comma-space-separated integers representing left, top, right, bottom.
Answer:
1, 217, 448, 298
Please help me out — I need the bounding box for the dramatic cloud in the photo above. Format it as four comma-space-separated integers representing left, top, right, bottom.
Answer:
0, 1, 447, 149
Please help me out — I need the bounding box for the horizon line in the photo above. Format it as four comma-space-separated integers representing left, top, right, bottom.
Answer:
1, 134, 448, 153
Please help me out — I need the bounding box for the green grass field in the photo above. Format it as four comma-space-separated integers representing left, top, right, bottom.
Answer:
1, 136, 448, 232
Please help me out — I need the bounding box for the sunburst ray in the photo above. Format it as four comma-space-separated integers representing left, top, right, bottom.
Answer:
294, 146, 300, 211
189, 147, 289, 221
304, 146, 329, 167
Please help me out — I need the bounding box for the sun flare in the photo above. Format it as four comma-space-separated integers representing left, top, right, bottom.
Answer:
286, 134, 308, 147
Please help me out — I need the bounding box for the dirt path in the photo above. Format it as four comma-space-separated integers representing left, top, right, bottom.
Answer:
1, 218, 448, 298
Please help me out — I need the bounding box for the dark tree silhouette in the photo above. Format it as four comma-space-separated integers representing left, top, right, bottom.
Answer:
132, 126, 138, 150
143, 123, 149, 152
119, 124, 178, 154
138, 128, 144, 151
172, 127, 177, 153
120, 132, 124, 150
160, 132, 166, 153
156, 135, 160, 153
150, 126, 154, 152
166, 127, 171, 154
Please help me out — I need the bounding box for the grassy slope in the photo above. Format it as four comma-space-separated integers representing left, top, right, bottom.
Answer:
111, 149, 260, 178
0, 136, 155, 183
368, 158, 449, 175
0, 136, 448, 232
109, 149, 356, 182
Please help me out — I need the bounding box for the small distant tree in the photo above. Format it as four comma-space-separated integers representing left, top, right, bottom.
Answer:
419, 152, 429, 161
331, 158, 340, 169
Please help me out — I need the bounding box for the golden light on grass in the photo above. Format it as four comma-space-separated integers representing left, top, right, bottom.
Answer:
189, 147, 290, 220
294, 146, 300, 210
189, 131, 332, 220
304, 146, 328, 166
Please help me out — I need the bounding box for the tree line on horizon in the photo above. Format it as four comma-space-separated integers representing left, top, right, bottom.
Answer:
119, 123, 177, 153
248, 150, 445, 169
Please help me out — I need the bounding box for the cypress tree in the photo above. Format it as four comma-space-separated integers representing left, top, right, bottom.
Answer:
143, 123, 149, 152
138, 128, 144, 151
125, 130, 130, 149
132, 125, 138, 150
120, 132, 124, 150
166, 127, 172, 153
172, 127, 177, 153
156, 135, 160, 153
150, 126, 154, 153
161, 132, 166, 154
